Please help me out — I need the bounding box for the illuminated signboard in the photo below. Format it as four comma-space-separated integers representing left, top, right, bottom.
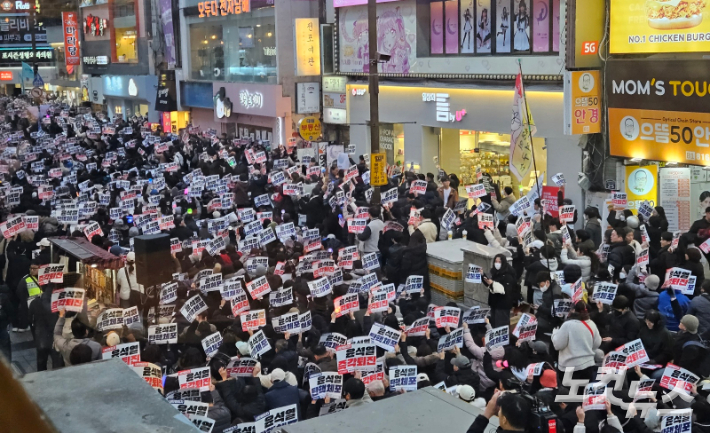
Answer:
610, 0, 710, 53
198, 0, 250, 17
294, 18, 321, 76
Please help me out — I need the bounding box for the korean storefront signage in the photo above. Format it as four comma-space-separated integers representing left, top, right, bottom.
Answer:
625, 165, 658, 213
610, 0, 710, 53
240, 89, 263, 110
334, 0, 405, 6
607, 59, 710, 165
295, 18, 321, 76
84, 14, 108, 36
296, 82, 320, 114
422, 92, 466, 122
323, 76, 346, 93
83, 55, 108, 65
564, 70, 601, 135
198, 0, 250, 18
155, 70, 178, 112
298, 117, 322, 141
62, 12, 80, 68
0, 71, 12, 80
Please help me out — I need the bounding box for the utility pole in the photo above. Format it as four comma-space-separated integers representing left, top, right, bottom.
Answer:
367, 0, 381, 204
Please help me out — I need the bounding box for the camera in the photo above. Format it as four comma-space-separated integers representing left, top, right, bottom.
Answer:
504, 378, 560, 433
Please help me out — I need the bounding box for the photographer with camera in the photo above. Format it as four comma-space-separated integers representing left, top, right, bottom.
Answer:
467, 389, 530, 433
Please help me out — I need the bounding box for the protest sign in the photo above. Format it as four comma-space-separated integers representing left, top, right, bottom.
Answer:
405, 317, 429, 337
181, 295, 208, 322
559, 205, 575, 222
466, 184, 486, 199
246, 276, 271, 300
39, 264, 64, 285
660, 410, 692, 433
269, 287, 293, 308
478, 213, 494, 230
462, 306, 490, 324
320, 333, 348, 351
253, 404, 298, 433
389, 366, 418, 392
101, 341, 141, 366
615, 339, 649, 368
309, 372, 344, 400
201, 332, 223, 358
583, 382, 607, 411
592, 282, 618, 305
434, 306, 460, 328
240, 310, 266, 332
226, 357, 258, 377
437, 327, 464, 352
50, 288, 84, 313
336, 342, 377, 374
334, 293, 359, 317
97, 308, 124, 331
404, 275, 424, 293
485, 326, 509, 351
368, 322, 401, 352
147, 323, 178, 344
178, 367, 211, 391
133, 362, 163, 392
659, 364, 699, 394
308, 277, 332, 298
248, 330, 272, 358
465, 264, 482, 283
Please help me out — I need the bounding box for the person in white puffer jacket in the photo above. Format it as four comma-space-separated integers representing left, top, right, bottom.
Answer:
560, 244, 599, 282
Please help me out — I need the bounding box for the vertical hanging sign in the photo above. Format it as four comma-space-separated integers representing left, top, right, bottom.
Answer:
62, 12, 81, 72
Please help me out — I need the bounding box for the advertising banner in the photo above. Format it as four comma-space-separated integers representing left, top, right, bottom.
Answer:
607, 60, 710, 165
610, 0, 710, 53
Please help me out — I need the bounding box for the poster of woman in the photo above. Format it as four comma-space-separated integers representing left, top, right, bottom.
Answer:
339, 1, 414, 74
513, 0, 531, 52
476, 0, 492, 53
532, 0, 549, 52
495, 0, 511, 53
460, 1, 474, 53
445, 1, 459, 54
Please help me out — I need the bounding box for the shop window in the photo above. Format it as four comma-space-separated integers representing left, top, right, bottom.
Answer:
187, 6, 276, 83
440, 130, 546, 198
113, 0, 138, 62
423, 0, 559, 56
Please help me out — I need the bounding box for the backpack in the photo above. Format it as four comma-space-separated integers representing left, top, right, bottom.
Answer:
682, 339, 710, 377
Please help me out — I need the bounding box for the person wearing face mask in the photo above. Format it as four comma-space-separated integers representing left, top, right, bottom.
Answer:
534, 272, 563, 343
605, 227, 635, 280
482, 254, 517, 328
116, 251, 144, 308
598, 295, 640, 353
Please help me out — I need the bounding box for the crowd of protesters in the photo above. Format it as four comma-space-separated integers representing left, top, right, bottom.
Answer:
0, 95, 709, 433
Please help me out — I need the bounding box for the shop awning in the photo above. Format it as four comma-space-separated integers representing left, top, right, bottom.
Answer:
49, 237, 123, 270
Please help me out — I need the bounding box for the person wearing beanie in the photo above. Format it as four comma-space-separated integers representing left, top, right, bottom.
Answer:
623, 265, 660, 320
688, 280, 710, 335
444, 353, 480, 392
264, 367, 301, 419
672, 315, 708, 377
105, 331, 121, 347
539, 369, 557, 389
680, 248, 705, 290
649, 231, 679, 286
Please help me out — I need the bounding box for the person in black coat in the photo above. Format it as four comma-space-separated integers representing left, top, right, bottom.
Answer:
400, 230, 429, 299
28, 285, 62, 371
680, 248, 705, 293
606, 228, 635, 278
649, 232, 680, 286
598, 295, 640, 353
534, 271, 563, 343
384, 232, 405, 287
483, 253, 516, 328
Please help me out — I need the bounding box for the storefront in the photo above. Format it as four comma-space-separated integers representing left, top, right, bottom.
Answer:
605, 58, 710, 232
101, 75, 159, 122
347, 83, 583, 206
182, 0, 277, 84
199, 81, 291, 143
156, 70, 190, 133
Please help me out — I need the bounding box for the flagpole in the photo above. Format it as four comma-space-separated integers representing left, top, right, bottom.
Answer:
517, 59, 542, 202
